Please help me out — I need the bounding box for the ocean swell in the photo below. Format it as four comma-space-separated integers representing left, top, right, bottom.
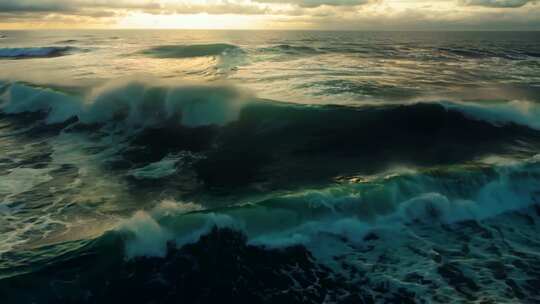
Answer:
0, 47, 79, 59
140, 43, 242, 59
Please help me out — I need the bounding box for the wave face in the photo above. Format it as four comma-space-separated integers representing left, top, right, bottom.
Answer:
0, 47, 78, 59
1, 31, 540, 304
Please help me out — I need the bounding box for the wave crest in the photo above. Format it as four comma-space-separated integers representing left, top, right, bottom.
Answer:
0, 79, 250, 128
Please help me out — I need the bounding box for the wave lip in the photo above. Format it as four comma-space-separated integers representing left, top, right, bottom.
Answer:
0, 46, 78, 59
439, 99, 540, 131
140, 43, 242, 59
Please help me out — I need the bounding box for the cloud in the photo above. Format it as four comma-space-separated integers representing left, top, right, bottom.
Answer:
0, 0, 539, 29
0, 0, 161, 13
0, 0, 74, 12
460, 0, 535, 8
252, 0, 371, 8
163, 3, 270, 15
0, 0, 272, 16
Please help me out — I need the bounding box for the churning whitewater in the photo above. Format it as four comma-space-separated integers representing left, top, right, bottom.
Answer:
0, 30, 540, 303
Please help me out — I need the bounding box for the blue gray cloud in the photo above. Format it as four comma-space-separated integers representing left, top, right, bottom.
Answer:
460, 0, 536, 7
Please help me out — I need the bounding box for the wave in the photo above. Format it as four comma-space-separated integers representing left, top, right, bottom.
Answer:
55, 39, 79, 44
140, 43, 242, 59
261, 44, 322, 55
0, 47, 79, 59
441, 100, 540, 131
257, 43, 540, 62
437, 47, 540, 60
3, 80, 539, 131
3, 155, 539, 303
116, 155, 540, 255
1, 80, 540, 190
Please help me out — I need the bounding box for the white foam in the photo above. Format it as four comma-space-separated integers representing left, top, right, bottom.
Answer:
117, 200, 238, 259
440, 99, 540, 130
0, 167, 53, 197
128, 154, 181, 180
0, 83, 82, 124
119, 211, 172, 259
154, 199, 204, 215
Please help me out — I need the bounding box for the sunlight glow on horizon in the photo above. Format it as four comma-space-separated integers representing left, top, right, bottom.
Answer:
117, 13, 275, 29
0, 0, 538, 30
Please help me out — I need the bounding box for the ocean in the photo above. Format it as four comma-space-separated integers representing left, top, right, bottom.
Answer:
0, 30, 540, 303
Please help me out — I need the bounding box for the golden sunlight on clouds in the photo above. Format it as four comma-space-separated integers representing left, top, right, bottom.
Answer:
117, 12, 271, 29
0, 0, 538, 29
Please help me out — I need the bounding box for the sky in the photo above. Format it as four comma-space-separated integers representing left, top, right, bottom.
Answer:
0, 0, 539, 30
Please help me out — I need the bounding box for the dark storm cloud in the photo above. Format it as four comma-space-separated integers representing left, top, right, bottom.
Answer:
0, 0, 74, 12
460, 0, 536, 7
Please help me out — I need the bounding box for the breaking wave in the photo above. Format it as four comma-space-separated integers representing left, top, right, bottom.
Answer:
116, 155, 540, 255
2, 80, 540, 131
0, 79, 250, 127
3, 155, 540, 303
1, 80, 539, 190
441, 99, 540, 130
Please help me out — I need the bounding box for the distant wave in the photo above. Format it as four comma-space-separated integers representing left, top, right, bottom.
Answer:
256, 43, 540, 61
261, 44, 322, 55
0, 46, 79, 59
438, 47, 540, 60
55, 39, 79, 44
140, 43, 242, 59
